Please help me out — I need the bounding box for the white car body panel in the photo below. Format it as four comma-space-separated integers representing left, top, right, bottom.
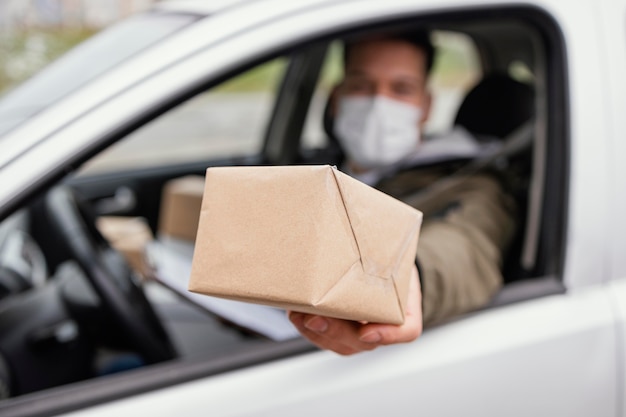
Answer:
0, 0, 624, 415
609, 279, 626, 416
561, 0, 613, 290
65, 287, 617, 416
600, 0, 626, 281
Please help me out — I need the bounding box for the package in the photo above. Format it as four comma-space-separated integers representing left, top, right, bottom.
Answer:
158, 175, 205, 242
188, 165, 422, 324
96, 216, 154, 278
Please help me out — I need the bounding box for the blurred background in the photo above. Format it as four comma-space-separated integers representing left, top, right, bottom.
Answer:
0, 0, 480, 173
0, 0, 156, 95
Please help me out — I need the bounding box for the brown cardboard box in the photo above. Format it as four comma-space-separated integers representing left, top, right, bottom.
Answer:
159, 176, 205, 242
188, 165, 422, 324
96, 216, 154, 278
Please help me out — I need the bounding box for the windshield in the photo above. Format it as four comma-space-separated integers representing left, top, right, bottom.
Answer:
0, 12, 197, 137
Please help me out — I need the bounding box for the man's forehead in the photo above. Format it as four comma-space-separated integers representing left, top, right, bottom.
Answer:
344, 68, 424, 84
344, 39, 428, 81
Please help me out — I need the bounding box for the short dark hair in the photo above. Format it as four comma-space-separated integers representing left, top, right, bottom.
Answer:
343, 30, 435, 75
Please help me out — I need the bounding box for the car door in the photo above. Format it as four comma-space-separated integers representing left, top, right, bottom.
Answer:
0, 1, 622, 416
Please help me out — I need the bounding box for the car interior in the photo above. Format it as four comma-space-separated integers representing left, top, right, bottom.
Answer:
0, 6, 568, 412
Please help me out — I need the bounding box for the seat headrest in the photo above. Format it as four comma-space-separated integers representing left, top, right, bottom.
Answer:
454, 73, 534, 139
321, 86, 345, 163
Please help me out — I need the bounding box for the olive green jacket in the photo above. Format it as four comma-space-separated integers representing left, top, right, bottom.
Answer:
376, 165, 517, 326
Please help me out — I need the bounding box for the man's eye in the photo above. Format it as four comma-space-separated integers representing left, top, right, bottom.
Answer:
344, 81, 371, 93
394, 84, 418, 96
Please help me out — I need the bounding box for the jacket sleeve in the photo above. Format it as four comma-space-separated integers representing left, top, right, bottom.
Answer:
413, 174, 517, 326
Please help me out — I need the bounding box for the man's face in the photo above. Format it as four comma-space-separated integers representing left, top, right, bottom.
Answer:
335, 38, 432, 125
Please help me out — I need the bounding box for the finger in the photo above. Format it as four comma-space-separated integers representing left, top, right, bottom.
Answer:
289, 312, 379, 354
289, 312, 361, 355
301, 314, 383, 352
297, 327, 361, 355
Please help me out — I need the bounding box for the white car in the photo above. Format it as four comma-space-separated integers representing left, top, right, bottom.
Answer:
0, 0, 624, 416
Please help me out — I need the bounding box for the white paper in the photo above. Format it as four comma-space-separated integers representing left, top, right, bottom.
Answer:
405, 126, 502, 166
145, 238, 300, 341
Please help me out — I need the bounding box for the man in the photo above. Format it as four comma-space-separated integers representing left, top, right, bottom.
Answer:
288, 31, 517, 355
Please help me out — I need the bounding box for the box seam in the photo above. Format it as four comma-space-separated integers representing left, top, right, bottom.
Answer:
389, 220, 422, 321
330, 168, 365, 268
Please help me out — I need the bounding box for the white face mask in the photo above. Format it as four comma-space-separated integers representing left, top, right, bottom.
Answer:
334, 95, 422, 169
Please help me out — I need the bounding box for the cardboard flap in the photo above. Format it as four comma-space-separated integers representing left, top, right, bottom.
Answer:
331, 169, 422, 278
314, 260, 405, 324
329, 168, 422, 320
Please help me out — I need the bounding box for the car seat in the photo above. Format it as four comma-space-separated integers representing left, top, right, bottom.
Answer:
454, 73, 535, 281
454, 73, 534, 141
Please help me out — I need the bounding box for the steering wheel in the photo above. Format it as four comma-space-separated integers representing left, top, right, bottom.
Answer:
45, 186, 176, 364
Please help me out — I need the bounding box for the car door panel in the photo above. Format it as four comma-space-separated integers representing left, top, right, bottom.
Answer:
609, 279, 626, 417
62, 287, 617, 417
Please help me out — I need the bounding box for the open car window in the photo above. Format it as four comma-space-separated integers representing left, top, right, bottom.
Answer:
74, 9, 564, 341
79, 58, 288, 174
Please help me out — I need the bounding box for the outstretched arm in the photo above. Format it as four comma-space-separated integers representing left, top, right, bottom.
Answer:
417, 174, 517, 325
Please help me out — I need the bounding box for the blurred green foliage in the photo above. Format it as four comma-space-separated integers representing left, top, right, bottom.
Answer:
213, 59, 289, 93
212, 44, 345, 93
211, 38, 477, 93
0, 29, 476, 96
0, 28, 96, 94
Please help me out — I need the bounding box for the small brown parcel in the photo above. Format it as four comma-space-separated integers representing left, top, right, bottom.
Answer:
188, 165, 422, 324
159, 175, 205, 242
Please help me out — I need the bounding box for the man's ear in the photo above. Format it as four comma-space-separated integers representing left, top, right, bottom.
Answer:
323, 84, 342, 137
420, 89, 432, 125
328, 84, 341, 118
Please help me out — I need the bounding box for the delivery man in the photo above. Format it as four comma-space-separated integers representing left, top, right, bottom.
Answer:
288, 31, 517, 355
